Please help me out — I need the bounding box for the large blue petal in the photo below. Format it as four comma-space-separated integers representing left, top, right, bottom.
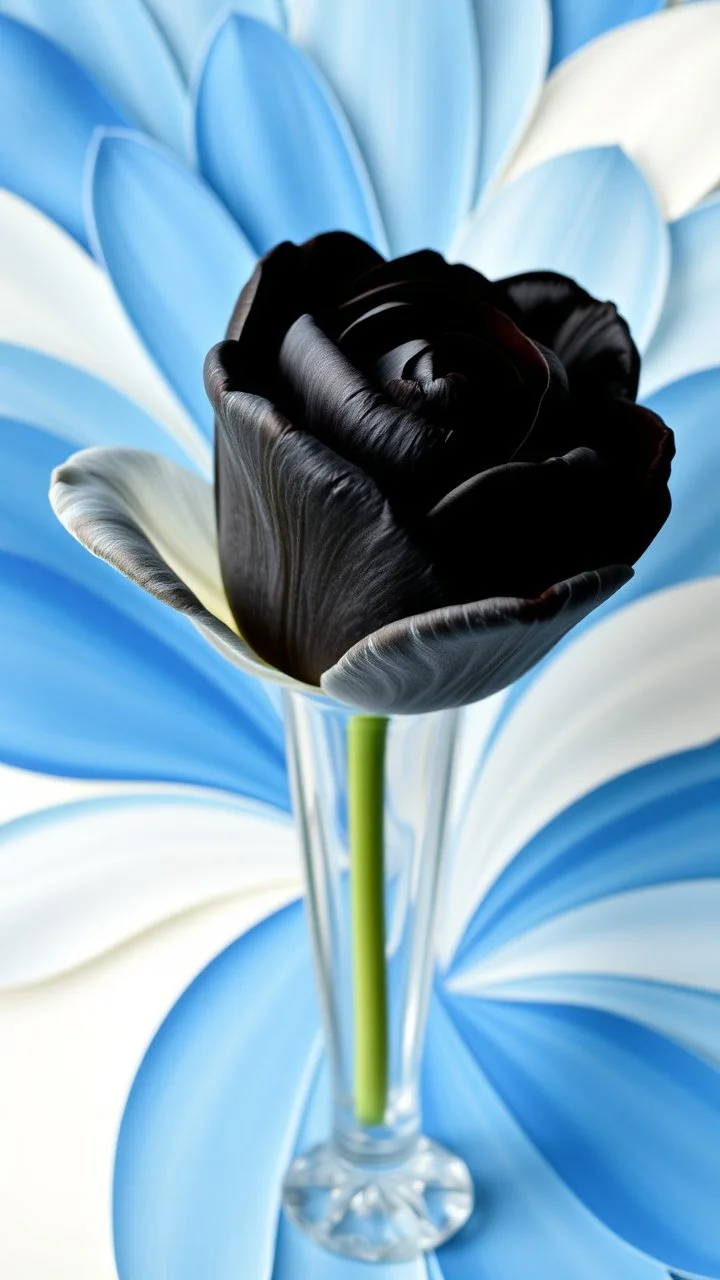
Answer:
549, 0, 663, 68
0, 15, 126, 246
0, 344, 190, 466
452, 739, 720, 971
455, 146, 668, 350
0, 419, 287, 805
114, 901, 320, 1280
194, 14, 385, 256
88, 129, 256, 438
144, 0, 284, 78
472, 0, 551, 200
0, 0, 187, 153
292, 0, 481, 255
641, 194, 720, 397
446, 994, 720, 1275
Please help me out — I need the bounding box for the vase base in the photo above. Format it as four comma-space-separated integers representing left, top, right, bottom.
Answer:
281, 1135, 474, 1262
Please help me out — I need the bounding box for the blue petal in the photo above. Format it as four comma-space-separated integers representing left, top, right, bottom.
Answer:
143, 0, 284, 78
0, 344, 191, 466
641, 193, 720, 397
194, 15, 385, 256
472, 0, 551, 200
452, 739, 720, 971
88, 129, 256, 438
455, 146, 669, 350
114, 901, 320, 1280
0, 419, 287, 805
0, 0, 188, 153
292, 0, 481, 255
446, 994, 720, 1275
0, 15, 126, 246
549, 0, 663, 68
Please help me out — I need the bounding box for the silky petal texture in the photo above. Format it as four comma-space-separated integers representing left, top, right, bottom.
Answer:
194, 15, 385, 256
549, 0, 663, 67
322, 567, 632, 715
0, 188, 206, 469
0, 793, 299, 987
0, 421, 287, 801
0, 881, 291, 1279
507, 3, 720, 221
0, 15, 126, 246
441, 578, 720, 963
87, 129, 256, 438
454, 147, 668, 351
50, 445, 314, 693
0, 0, 188, 153
0, 344, 190, 465
640, 194, 720, 397
472, 0, 551, 199
143, 0, 284, 78
291, 0, 481, 255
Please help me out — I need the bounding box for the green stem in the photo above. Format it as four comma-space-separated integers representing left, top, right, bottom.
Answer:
348, 714, 389, 1127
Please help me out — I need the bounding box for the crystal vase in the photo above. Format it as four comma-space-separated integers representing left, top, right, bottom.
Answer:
281, 691, 474, 1263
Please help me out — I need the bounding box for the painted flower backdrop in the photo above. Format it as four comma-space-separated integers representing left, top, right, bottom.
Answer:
1, 0, 720, 1277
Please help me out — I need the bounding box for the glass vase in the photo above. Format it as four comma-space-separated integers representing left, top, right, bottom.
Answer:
281, 691, 474, 1263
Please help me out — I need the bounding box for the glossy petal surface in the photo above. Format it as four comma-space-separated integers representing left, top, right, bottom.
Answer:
144, 0, 283, 78
0, 15, 125, 245
292, 0, 481, 255
0, 0, 187, 152
508, 3, 720, 220
549, 0, 663, 67
455, 147, 668, 350
195, 15, 384, 255
88, 129, 256, 438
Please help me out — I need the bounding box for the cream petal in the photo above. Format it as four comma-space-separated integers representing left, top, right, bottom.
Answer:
50, 446, 314, 692
505, 4, 720, 220
0, 188, 207, 470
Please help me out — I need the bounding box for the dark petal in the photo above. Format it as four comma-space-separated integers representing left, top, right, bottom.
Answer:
497, 271, 640, 401
322, 565, 633, 713
213, 385, 441, 685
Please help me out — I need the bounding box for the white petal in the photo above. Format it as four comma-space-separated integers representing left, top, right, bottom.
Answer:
0, 189, 207, 470
441, 578, 720, 962
0, 793, 300, 987
505, 4, 720, 220
448, 881, 720, 994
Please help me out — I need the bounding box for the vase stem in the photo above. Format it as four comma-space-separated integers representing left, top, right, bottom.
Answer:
348, 714, 389, 1126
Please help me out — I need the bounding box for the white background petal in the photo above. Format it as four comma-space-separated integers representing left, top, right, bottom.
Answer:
441, 579, 720, 962
505, 3, 720, 219
0, 189, 208, 470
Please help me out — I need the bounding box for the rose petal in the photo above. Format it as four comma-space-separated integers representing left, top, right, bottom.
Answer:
322, 565, 632, 714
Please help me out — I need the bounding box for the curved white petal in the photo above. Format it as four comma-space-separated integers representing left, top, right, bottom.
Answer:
448, 881, 720, 994
0, 793, 299, 986
442, 578, 720, 962
0, 886, 290, 1279
0, 189, 207, 470
506, 3, 720, 219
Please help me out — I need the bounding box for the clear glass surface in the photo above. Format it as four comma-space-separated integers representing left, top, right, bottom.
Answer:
281, 692, 474, 1262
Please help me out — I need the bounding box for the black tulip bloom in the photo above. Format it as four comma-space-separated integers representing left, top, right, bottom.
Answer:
51, 232, 673, 715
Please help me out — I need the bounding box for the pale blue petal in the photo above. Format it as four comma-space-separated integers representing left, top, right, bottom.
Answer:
0, 15, 125, 246
640, 193, 720, 397
144, 0, 284, 78
292, 0, 481, 255
549, 0, 663, 68
452, 738, 720, 971
446, 993, 720, 1274
88, 129, 256, 438
194, 14, 385, 255
0, 344, 190, 466
472, 0, 551, 200
0, 0, 188, 153
114, 901, 320, 1279
455, 146, 669, 350
0, 419, 287, 804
